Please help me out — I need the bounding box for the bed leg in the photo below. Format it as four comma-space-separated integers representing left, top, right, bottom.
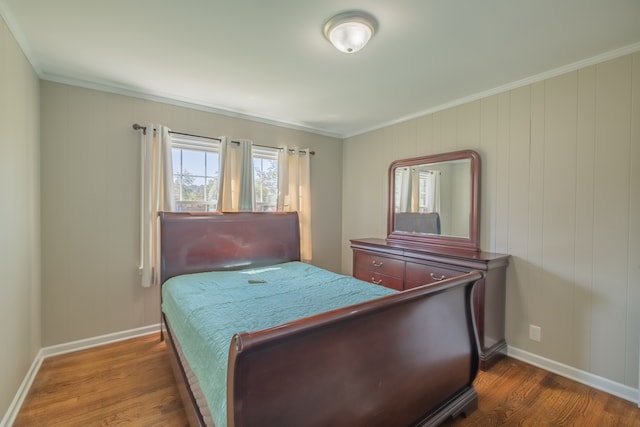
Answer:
423, 387, 478, 426
160, 285, 165, 341
457, 396, 478, 418
450, 388, 478, 420
160, 314, 165, 341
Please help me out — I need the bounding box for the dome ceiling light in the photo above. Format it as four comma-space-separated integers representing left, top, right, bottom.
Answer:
323, 11, 378, 54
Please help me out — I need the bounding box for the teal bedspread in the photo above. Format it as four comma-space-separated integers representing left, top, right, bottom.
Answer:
162, 261, 396, 427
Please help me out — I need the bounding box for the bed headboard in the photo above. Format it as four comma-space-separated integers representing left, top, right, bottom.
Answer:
159, 212, 301, 284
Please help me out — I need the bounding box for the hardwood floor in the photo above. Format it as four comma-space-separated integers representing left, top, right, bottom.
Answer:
14, 334, 187, 426
445, 358, 640, 427
14, 334, 640, 426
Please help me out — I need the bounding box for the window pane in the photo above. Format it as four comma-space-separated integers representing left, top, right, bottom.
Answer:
182, 149, 206, 176
206, 152, 219, 177
172, 150, 181, 172
186, 176, 205, 200
205, 177, 218, 203
173, 173, 182, 200
254, 155, 278, 211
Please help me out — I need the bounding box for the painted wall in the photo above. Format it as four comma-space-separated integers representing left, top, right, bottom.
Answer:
40, 82, 343, 346
0, 15, 40, 420
342, 53, 640, 388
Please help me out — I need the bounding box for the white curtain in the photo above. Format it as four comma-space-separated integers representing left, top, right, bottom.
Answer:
398, 167, 412, 212
218, 137, 255, 212
278, 147, 312, 261
425, 171, 441, 213
139, 125, 174, 287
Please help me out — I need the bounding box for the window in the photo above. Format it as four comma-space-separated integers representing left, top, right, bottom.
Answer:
171, 136, 220, 212
252, 146, 279, 211
171, 135, 280, 212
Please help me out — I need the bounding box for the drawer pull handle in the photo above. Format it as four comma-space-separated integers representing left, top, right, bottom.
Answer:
430, 273, 446, 281
371, 277, 382, 285
371, 260, 384, 267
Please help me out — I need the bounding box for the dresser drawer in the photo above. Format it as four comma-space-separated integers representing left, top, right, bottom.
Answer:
405, 261, 465, 288
354, 270, 404, 291
355, 251, 404, 278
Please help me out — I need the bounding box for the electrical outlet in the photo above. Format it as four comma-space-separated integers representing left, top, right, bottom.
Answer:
529, 325, 541, 342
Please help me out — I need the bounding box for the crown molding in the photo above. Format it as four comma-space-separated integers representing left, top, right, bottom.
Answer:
41, 72, 344, 140
344, 41, 640, 139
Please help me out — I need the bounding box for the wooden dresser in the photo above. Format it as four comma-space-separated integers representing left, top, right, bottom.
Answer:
351, 237, 509, 370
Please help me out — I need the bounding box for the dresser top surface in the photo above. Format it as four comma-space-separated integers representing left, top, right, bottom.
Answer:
350, 237, 510, 263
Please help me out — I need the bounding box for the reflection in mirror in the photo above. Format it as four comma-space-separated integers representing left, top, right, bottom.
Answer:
393, 159, 470, 237
387, 150, 480, 252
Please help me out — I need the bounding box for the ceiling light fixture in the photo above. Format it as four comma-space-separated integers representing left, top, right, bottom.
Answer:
323, 11, 377, 54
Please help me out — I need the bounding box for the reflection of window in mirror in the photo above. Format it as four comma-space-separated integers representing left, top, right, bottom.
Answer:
394, 168, 403, 212
394, 168, 441, 214
418, 171, 439, 213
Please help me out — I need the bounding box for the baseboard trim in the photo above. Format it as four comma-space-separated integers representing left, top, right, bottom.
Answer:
507, 346, 639, 406
0, 348, 44, 427
40, 324, 161, 358
1, 324, 161, 427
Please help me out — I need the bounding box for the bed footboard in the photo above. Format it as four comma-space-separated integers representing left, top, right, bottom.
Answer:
227, 271, 482, 427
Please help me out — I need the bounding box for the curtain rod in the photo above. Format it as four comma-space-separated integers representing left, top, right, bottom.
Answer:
132, 123, 315, 155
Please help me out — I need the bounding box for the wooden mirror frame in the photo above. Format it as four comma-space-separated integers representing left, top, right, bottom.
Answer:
387, 149, 481, 252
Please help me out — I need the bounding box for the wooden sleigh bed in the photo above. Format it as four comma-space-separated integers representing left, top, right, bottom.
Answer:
159, 211, 482, 427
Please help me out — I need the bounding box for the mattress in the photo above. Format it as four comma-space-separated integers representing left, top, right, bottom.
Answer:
162, 261, 396, 427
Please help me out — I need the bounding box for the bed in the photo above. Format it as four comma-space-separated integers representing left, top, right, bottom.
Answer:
159, 211, 482, 427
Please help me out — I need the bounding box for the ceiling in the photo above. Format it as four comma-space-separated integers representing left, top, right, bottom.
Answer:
2, 1, 640, 138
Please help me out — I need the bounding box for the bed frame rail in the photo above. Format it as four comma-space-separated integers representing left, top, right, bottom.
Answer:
227, 271, 482, 427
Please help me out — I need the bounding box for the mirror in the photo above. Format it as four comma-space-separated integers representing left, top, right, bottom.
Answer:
387, 150, 480, 252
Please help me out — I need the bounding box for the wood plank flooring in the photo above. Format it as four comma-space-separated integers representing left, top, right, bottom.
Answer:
14, 334, 187, 426
443, 358, 640, 427
14, 334, 640, 426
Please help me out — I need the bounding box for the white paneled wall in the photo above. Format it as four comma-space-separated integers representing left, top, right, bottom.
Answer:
342, 53, 640, 389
